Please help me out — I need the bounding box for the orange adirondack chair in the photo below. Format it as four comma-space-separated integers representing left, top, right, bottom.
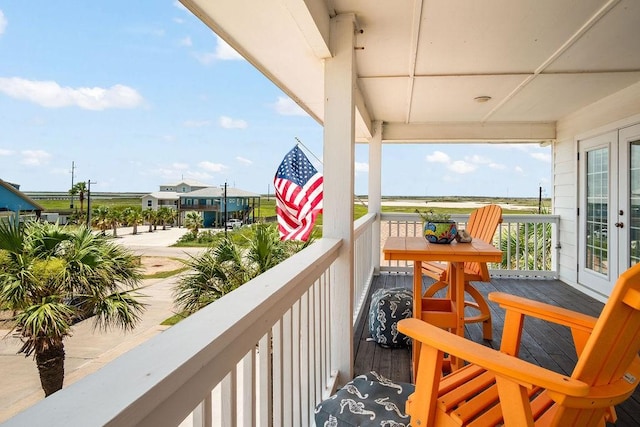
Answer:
422, 204, 503, 340
397, 262, 640, 427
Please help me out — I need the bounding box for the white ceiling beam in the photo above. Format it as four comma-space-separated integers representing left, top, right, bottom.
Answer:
382, 122, 556, 143
281, 0, 332, 59
404, 0, 424, 124
355, 84, 373, 140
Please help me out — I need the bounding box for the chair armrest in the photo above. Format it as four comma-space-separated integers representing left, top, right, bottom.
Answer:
397, 318, 589, 397
489, 292, 597, 332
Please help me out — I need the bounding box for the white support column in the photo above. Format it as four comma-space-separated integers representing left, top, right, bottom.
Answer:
323, 13, 356, 386
368, 121, 383, 274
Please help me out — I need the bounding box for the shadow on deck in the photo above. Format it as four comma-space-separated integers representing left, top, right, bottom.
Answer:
354, 273, 640, 426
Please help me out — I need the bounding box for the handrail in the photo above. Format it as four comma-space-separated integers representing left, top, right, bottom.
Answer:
6, 238, 342, 427
380, 212, 560, 278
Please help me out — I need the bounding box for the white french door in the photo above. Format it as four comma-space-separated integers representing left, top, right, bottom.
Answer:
578, 124, 640, 299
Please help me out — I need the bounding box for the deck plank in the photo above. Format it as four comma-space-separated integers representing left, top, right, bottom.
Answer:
354, 273, 640, 426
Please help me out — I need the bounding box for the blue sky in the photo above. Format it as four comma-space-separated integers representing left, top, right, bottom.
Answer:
0, 1, 552, 198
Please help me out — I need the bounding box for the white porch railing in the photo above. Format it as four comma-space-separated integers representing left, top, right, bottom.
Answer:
353, 212, 376, 324
5, 239, 342, 427
380, 212, 560, 278
4, 211, 558, 426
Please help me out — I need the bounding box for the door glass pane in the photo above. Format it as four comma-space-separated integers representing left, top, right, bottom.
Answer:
630, 141, 640, 266
586, 148, 608, 274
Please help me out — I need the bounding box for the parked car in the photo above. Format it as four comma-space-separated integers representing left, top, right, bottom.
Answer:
225, 218, 243, 229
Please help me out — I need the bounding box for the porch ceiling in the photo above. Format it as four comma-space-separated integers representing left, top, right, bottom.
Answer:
181, 0, 640, 144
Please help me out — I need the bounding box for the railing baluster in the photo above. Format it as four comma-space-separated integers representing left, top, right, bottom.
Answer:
221, 371, 237, 427
282, 310, 293, 427
300, 292, 310, 427
258, 333, 272, 427
272, 320, 283, 427
241, 349, 255, 426
192, 395, 212, 427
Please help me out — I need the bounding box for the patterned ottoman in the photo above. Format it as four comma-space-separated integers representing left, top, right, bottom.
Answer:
314, 371, 414, 426
368, 287, 413, 348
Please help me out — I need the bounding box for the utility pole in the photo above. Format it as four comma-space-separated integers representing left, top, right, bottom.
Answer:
224, 182, 228, 237
70, 161, 75, 209
86, 180, 97, 228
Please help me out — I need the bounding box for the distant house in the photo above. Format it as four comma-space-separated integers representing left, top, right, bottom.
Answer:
158, 180, 209, 193
180, 186, 260, 227
0, 179, 44, 223
141, 191, 180, 211
141, 181, 261, 228
141, 180, 210, 212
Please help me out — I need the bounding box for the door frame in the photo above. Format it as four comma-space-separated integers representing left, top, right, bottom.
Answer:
577, 130, 618, 299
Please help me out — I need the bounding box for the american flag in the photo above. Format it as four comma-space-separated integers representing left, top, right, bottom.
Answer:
274, 145, 323, 241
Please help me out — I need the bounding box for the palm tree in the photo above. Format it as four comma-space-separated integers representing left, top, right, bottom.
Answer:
499, 207, 553, 271
142, 208, 156, 233
92, 205, 110, 235
126, 208, 143, 235
106, 207, 123, 237
174, 236, 249, 314
72, 182, 88, 216
184, 211, 203, 238
174, 223, 292, 314
68, 185, 78, 210
0, 221, 145, 396
246, 222, 289, 275
157, 207, 174, 231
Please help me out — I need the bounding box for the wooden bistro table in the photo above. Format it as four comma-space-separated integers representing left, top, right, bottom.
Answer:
383, 236, 502, 378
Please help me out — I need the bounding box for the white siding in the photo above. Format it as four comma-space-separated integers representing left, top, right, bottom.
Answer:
554, 81, 640, 290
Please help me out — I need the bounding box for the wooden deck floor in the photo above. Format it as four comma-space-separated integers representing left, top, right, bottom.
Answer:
353, 273, 640, 426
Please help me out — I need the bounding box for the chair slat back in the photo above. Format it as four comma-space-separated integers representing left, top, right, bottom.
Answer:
573, 263, 640, 386
464, 205, 502, 277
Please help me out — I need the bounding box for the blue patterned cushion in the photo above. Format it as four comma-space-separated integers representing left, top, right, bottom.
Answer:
314, 371, 414, 426
368, 288, 413, 348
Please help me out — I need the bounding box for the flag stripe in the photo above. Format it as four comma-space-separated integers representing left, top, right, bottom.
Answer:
274, 145, 323, 241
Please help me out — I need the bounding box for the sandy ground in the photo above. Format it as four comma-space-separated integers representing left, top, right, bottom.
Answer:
140, 255, 186, 275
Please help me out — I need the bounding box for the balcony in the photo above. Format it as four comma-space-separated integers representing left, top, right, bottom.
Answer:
5, 213, 639, 426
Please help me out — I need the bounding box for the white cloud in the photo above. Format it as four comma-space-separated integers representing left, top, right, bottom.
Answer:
0, 77, 144, 110
214, 36, 243, 60
236, 156, 253, 165
448, 160, 477, 174
183, 119, 211, 128
467, 154, 491, 164
489, 162, 506, 170
21, 150, 51, 166
51, 167, 70, 175
173, 17, 185, 24
173, 1, 188, 12
355, 162, 369, 173
192, 36, 243, 65
172, 162, 189, 170
186, 171, 213, 181
273, 96, 307, 116
179, 36, 192, 47
426, 151, 450, 164
125, 26, 165, 37
514, 166, 524, 174
192, 52, 216, 65
0, 148, 13, 156
198, 161, 228, 172
530, 152, 551, 162
219, 115, 248, 129
0, 10, 7, 35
